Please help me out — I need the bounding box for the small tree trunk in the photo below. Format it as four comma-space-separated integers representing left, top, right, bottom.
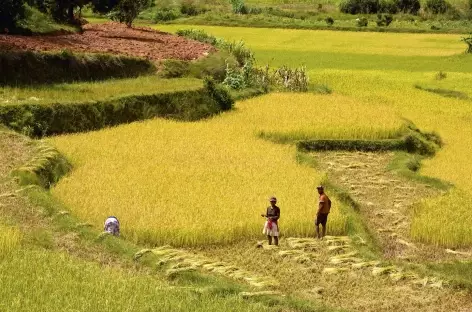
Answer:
68, 4, 75, 22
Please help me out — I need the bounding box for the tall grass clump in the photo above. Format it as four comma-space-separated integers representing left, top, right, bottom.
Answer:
0, 225, 20, 257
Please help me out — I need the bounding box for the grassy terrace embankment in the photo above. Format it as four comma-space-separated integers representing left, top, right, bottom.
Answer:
0, 76, 235, 136
0, 50, 156, 86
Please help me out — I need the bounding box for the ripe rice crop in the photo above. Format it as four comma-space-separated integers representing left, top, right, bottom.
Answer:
0, 225, 20, 256
52, 26, 472, 247
50, 93, 402, 246
0, 77, 201, 106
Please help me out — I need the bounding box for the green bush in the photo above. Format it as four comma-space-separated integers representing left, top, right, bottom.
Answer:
153, 8, 181, 22
379, 0, 399, 13
0, 50, 155, 86
376, 13, 393, 26
357, 16, 369, 26
109, 0, 150, 27
158, 60, 190, 78
189, 51, 238, 82
394, 0, 420, 14
0, 85, 233, 137
425, 0, 450, 14
325, 16, 335, 25
180, 0, 200, 16
340, 0, 380, 14
0, 0, 26, 31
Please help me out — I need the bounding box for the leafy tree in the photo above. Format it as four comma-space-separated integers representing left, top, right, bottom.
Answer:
394, 0, 420, 14
108, 0, 150, 27
0, 0, 26, 31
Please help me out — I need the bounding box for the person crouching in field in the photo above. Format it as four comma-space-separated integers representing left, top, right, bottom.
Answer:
262, 197, 280, 246
315, 186, 331, 239
104, 216, 120, 236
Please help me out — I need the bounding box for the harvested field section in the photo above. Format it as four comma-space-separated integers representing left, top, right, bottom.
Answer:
311, 151, 460, 260
198, 237, 472, 312
0, 23, 213, 61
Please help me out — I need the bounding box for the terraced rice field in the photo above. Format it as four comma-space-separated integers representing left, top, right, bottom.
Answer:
51, 26, 472, 248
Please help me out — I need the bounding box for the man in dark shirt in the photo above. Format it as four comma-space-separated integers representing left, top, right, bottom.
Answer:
262, 196, 280, 246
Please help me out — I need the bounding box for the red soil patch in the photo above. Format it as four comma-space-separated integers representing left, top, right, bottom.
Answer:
0, 22, 214, 61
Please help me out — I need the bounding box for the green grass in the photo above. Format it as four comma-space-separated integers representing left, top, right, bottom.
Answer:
0, 248, 275, 312
156, 25, 472, 72
156, 12, 472, 34
17, 6, 78, 34
0, 76, 202, 106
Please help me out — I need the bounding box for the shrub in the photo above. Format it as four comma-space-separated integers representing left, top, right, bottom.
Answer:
340, 0, 380, 14
376, 13, 393, 26
425, 0, 449, 14
379, 0, 399, 13
180, 0, 199, 16
158, 60, 190, 78
189, 51, 238, 82
153, 8, 181, 22
394, 0, 420, 14
0, 0, 26, 31
356, 16, 369, 26
109, 0, 150, 27
230, 0, 247, 14
325, 16, 335, 25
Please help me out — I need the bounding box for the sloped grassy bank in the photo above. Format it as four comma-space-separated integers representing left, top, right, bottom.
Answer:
0, 50, 155, 86
0, 79, 233, 137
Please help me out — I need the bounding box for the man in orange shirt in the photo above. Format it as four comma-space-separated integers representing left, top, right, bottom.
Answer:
315, 186, 331, 239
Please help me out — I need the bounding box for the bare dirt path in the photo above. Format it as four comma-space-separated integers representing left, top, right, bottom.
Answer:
0, 22, 213, 61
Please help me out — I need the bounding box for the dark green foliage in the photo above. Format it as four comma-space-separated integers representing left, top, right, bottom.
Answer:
180, 0, 200, 16
376, 13, 393, 26
340, 0, 379, 14
357, 16, 369, 26
0, 0, 26, 31
379, 0, 399, 13
153, 7, 181, 22
0, 85, 233, 137
189, 51, 237, 82
203, 77, 234, 111
297, 139, 407, 152
158, 59, 191, 78
230, 0, 247, 14
109, 0, 150, 27
425, 0, 450, 14
325, 16, 335, 25
91, 0, 120, 14
394, 0, 420, 14
0, 50, 155, 86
